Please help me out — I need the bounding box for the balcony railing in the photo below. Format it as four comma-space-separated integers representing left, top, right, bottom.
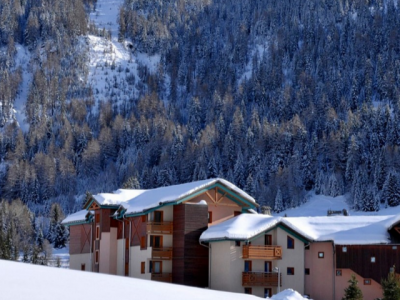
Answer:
147, 221, 173, 234
242, 245, 282, 260
242, 272, 282, 287
151, 273, 172, 283
152, 247, 173, 260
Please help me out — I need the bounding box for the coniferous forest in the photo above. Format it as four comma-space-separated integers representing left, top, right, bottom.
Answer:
1, 0, 400, 252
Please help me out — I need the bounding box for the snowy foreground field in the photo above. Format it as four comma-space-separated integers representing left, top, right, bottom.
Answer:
1, 259, 307, 300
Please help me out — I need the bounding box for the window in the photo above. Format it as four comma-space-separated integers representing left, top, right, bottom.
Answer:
336, 270, 342, 276
150, 235, 163, 248
318, 252, 324, 258
244, 261, 252, 272
81, 264, 85, 271
393, 246, 397, 250
287, 267, 295, 275
149, 261, 162, 273
154, 211, 163, 222
265, 235, 272, 246
265, 261, 272, 273
364, 279, 371, 285
244, 288, 252, 295
152, 261, 162, 274
141, 215, 147, 222
342, 246, 347, 252
371, 256, 376, 263
208, 211, 213, 223
287, 236, 295, 249
305, 268, 310, 275
96, 225, 100, 240
235, 241, 241, 247
95, 250, 99, 264
140, 236, 146, 249
141, 262, 145, 274
264, 288, 272, 298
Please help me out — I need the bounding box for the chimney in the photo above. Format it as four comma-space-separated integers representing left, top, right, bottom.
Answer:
261, 206, 272, 215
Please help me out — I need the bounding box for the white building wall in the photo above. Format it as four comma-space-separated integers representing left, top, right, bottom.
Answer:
99, 232, 111, 274
209, 226, 306, 298
116, 239, 125, 276
69, 253, 91, 271
130, 245, 152, 280
275, 227, 305, 295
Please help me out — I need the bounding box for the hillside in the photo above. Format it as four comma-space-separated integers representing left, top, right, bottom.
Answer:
1, 0, 400, 256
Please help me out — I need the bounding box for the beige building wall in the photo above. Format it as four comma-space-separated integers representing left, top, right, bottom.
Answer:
69, 253, 91, 271
130, 245, 152, 279
116, 239, 125, 276
275, 227, 305, 295
304, 242, 334, 300
99, 228, 118, 275
335, 269, 382, 300
209, 227, 306, 298
148, 206, 173, 222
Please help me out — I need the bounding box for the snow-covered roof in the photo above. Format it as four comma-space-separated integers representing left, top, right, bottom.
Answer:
92, 178, 257, 215
62, 210, 92, 225
200, 214, 400, 245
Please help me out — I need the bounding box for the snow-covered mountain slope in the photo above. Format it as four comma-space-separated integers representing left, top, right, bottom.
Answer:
276, 192, 400, 217
87, 0, 161, 110
1, 260, 255, 300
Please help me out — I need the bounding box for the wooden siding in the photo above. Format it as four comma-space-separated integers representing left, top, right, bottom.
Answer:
152, 247, 173, 260
129, 216, 147, 247
147, 221, 173, 234
242, 272, 282, 287
151, 273, 172, 283
242, 245, 282, 260
172, 204, 209, 288
336, 245, 400, 283
69, 224, 92, 255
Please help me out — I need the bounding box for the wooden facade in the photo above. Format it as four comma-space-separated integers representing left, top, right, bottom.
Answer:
336, 245, 400, 283
242, 272, 282, 287
242, 245, 282, 260
172, 203, 209, 288
69, 224, 93, 255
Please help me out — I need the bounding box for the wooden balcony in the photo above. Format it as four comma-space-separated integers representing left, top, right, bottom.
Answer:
151, 273, 172, 283
242, 245, 282, 260
152, 247, 173, 260
242, 272, 282, 287
147, 221, 173, 234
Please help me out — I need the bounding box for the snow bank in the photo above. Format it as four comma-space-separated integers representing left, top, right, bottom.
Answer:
0, 260, 255, 300
268, 289, 308, 300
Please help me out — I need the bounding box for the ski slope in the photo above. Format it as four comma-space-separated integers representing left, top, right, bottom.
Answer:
0, 260, 256, 300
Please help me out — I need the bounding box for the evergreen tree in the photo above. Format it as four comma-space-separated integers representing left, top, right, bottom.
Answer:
273, 188, 284, 213
381, 266, 400, 300
342, 274, 363, 300
381, 172, 400, 207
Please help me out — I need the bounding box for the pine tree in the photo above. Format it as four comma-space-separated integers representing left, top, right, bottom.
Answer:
381, 172, 400, 207
342, 274, 363, 300
381, 266, 400, 300
274, 188, 284, 213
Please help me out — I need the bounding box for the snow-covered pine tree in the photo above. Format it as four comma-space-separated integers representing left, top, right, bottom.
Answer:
381, 172, 400, 207
274, 188, 284, 213
381, 266, 400, 300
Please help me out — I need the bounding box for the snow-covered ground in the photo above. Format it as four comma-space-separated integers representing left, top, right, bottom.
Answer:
275, 192, 400, 217
1, 259, 256, 300
268, 289, 309, 300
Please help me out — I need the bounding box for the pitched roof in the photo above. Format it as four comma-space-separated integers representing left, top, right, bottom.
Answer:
63, 178, 257, 223
62, 210, 93, 226
200, 214, 400, 245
